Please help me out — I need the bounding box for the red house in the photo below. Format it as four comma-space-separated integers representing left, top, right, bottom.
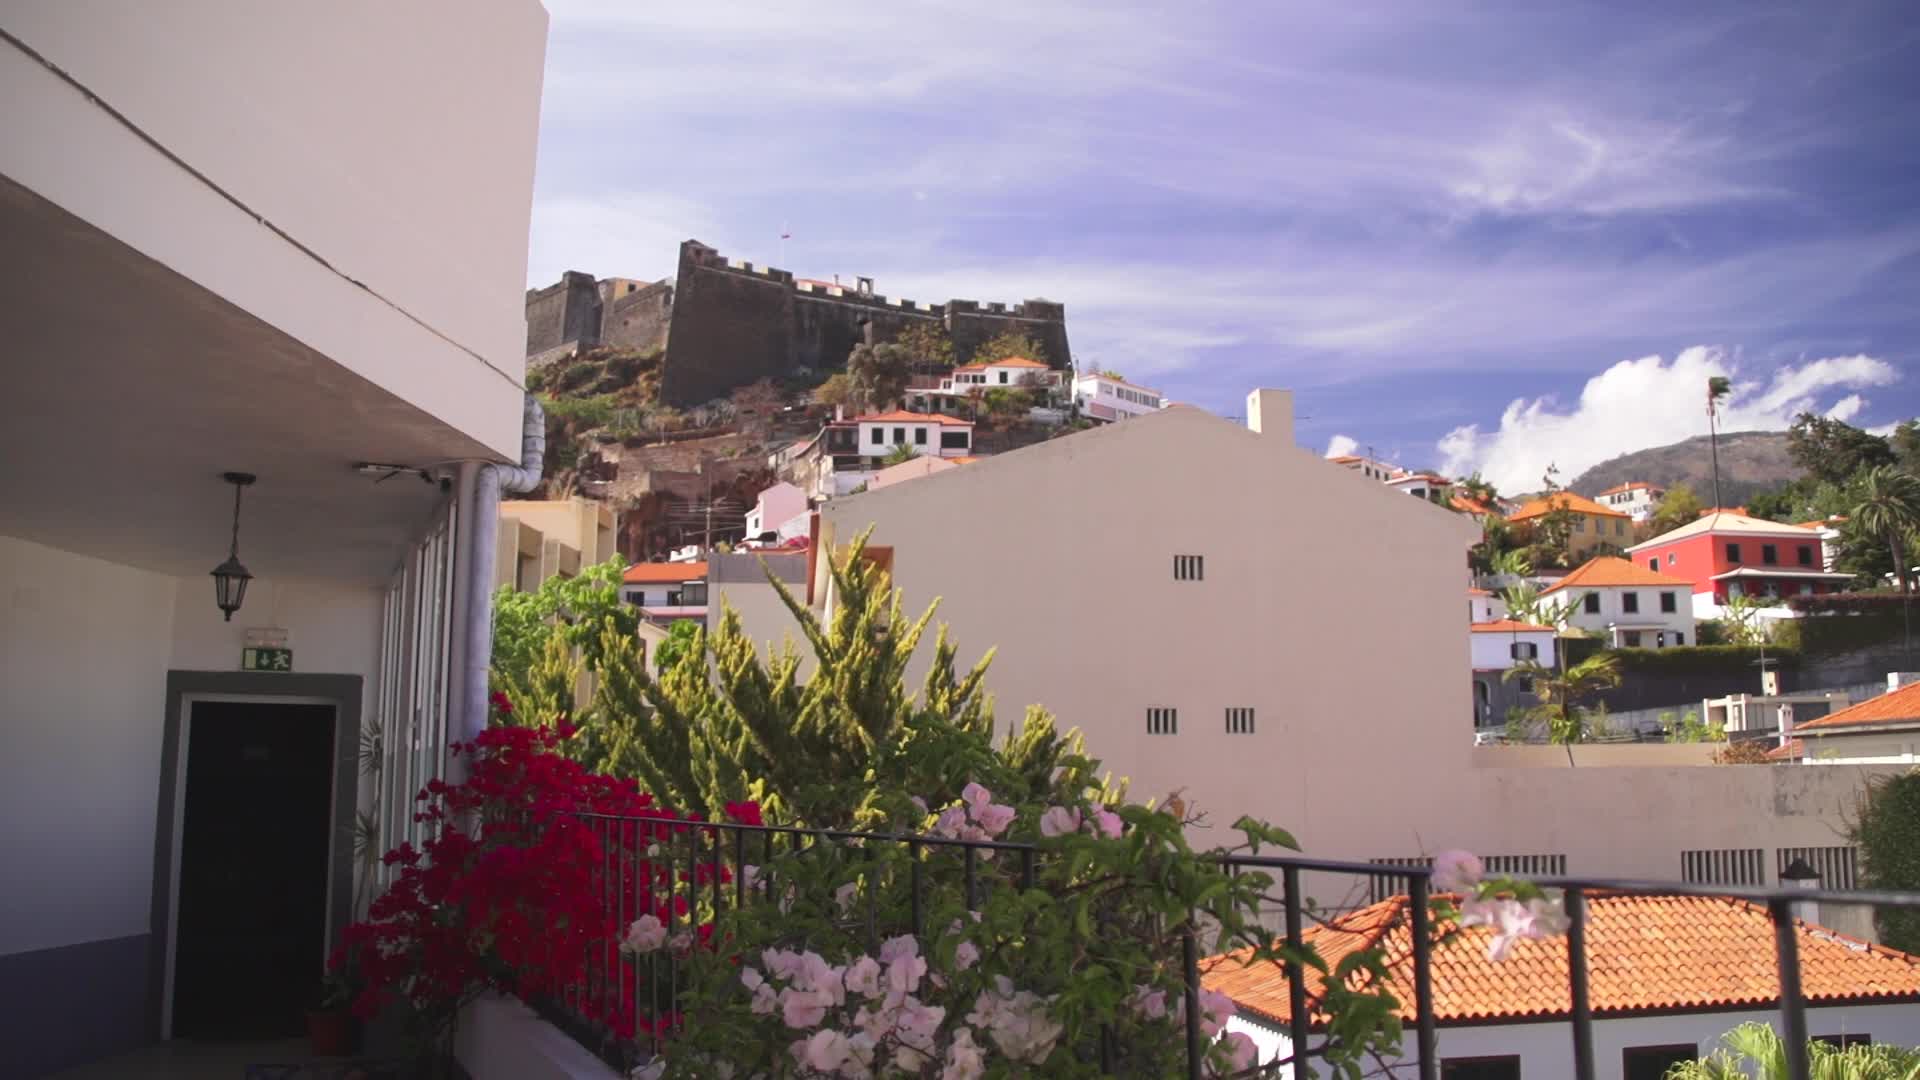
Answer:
1624, 511, 1853, 616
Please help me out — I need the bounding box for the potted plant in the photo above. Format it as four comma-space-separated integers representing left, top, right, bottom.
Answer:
308, 966, 359, 1056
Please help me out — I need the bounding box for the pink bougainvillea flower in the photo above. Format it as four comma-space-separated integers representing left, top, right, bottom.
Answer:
1092, 808, 1124, 839
1039, 805, 1082, 838
1431, 849, 1485, 894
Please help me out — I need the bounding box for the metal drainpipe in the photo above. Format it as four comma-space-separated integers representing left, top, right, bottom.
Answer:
449, 394, 545, 772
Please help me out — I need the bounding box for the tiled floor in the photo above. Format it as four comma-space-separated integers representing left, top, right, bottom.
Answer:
41, 1038, 369, 1080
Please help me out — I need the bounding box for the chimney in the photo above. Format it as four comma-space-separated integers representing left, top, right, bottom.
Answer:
1761, 668, 1781, 696
1245, 388, 1294, 446
1780, 857, 1820, 926
1890, 672, 1920, 692
1776, 702, 1795, 747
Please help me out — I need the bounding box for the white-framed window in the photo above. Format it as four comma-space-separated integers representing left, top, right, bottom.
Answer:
1147, 707, 1178, 735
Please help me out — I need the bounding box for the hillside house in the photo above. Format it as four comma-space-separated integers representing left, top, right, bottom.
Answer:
496, 496, 618, 592
1071, 371, 1166, 422
1625, 511, 1854, 618
744, 481, 809, 544
1596, 481, 1666, 521
1773, 675, 1920, 765
1540, 556, 1697, 648
1328, 454, 1398, 482
1468, 588, 1507, 623
941, 355, 1058, 391
1387, 472, 1452, 504
1204, 892, 1920, 1079
1471, 619, 1559, 730
1507, 492, 1634, 559
792, 411, 977, 497
622, 561, 709, 623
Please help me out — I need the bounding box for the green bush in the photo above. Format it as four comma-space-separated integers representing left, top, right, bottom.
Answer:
1603, 644, 1799, 677
1855, 771, 1920, 953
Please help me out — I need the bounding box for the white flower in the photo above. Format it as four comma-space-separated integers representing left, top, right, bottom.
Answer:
1216, 1031, 1258, 1074
741, 966, 765, 991
750, 982, 778, 1015
1432, 849, 1485, 894
1198, 987, 1236, 1038
934, 805, 968, 838
1130, 985, 1168, 1020
623, 914, 667, 954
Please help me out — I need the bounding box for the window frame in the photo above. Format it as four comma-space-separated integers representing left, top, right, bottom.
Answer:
1762, 543, 1778, 565
1622, 1044, 1697, 1080
1726, 542, 1742, 564
1622, 592, 1640, 614
1583, 593, 1602, 614
1660, 591, 1676, 613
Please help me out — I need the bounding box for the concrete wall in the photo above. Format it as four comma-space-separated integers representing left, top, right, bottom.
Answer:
601, 280, 674, 353
0, 0, 549, 457
525, 271, 602, 358
501, 498, 618, 572
1230, 1002, 1920, 1078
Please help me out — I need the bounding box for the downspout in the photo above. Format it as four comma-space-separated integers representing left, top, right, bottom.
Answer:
451, 394, 545, 762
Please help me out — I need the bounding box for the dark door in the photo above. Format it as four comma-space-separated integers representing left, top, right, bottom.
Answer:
172, 700, 335, 1038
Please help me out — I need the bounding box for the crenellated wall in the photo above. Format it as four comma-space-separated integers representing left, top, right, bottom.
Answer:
525, 240, 1072, 405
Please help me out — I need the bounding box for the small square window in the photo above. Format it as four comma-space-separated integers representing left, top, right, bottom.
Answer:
998, 371, 1009, 384
1174, 555, 1205, 581
1226, 707, 1255, 735
914, 427, 928, 445
1762, 544, 1778, 565
1648, 558, 1660, 572
1584, 593, 1601, 614
1660, 591, 1676, 613
1147, 707, 1178, 735
1726, 543, 1742, 564
1667, 553, 1676, 566
1655, 632, 1667, 647
1675, 631, 1685, 645
1622, 592, 1640, 614
1574, 517, 1586, 533
871, 428, 884, 445
1798, 546, 1814, 567
893, 427, 906, 444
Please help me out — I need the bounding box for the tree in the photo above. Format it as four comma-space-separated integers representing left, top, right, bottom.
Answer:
1789, 411, 1896, 488
1459, 473, 1501, 505
1718, 592, 1767, 646
651, 619, 701, 672
1668, 1021, 1920, 1079
1524, 466, 1577, 570
1706, 375, 1732, 509
1503, 652, 1621, 744
1852, 465, 1920, 664
880, 442, 919, 466
846, 342, 912, 412
1644, 482, 1706, 538
815, 372, 856, 411
1893, 418, 1920, 475
982, 386, 1033, 417
970, 328, 1049, 367
891, 320, 953, 372
1855, 771, 1920, 953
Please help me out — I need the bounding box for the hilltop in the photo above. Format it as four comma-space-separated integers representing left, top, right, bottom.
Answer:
1566, 430, 1801, 506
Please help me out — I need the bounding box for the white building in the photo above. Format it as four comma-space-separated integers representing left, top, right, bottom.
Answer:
941, 355, 1058, 392
1206, 892, 1920, 1080
744, 481, 809, 544
852, 410, 975, 459
1387, 472, 1452, 503
1595, 481, 1666, 521
0, 2, 550, 1074
1468, 589, 1508, 623
622, 561, 709, 622
1540, 556, 1697, 648
1775, 675, 1920, 765
1328, 454, 1399, 482
1071, 371, 1165, 422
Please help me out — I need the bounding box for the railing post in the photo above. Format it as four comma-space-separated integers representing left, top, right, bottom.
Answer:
1283, 866, 1311, 1074
1182, 916, 1203, 1078
1565, 888, 1596, 1080
1408, 876, 1438, 1080
1770, 897, 1812, 1080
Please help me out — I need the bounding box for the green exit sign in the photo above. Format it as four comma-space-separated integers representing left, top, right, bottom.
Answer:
243, 647, 293, 672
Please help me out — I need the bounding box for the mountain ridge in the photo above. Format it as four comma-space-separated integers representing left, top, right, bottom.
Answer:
1566, 430, 1802, 506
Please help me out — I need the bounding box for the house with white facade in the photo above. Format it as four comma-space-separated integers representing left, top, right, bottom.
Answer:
1329, 454, 1400, 482
794, 411, 978, 497
942, 355, 1058, 392
0, 3, 551, 1074
1470, 619, 1559, 731
1387, 472, 1452, 504
1468, 589, 1507, 623
1071, 371, 1166, 422
1205, 892, 1920, 1079
1595, 481, 1667, 521
622, 561, 709, 623
1773, 675, 1920, 765
1541, 556, 1698, 648
744, 481, 809, 544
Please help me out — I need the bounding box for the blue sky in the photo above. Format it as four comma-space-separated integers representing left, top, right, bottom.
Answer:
526, 1, 1920, 492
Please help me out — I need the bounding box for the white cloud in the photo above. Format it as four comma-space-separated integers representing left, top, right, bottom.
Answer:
1324, 434, 1359, 459
1436, 347, 1898, 492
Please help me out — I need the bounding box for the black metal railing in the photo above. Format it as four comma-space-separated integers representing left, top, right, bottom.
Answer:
533, 813, 1920, 1080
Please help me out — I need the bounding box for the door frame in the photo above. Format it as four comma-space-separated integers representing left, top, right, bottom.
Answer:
149, 671, 361, 1040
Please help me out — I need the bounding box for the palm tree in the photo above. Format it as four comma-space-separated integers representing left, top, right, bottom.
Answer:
1666, 1020, 1920, 1079
1707, 375, 1732, 510
1503, 652, 1621, 744
1852, 464, 1920, 665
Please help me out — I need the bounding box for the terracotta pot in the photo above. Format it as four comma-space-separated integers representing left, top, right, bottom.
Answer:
307, 1008, 359, 1056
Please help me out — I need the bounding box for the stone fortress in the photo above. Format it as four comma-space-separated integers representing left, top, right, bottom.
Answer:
526, 239, 1072, 406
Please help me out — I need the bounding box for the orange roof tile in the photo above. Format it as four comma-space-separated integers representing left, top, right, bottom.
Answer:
1328, 454, 1363, 464
953, 356, 1049, 372
1451, 493, 1496, 516
1202, 893, 1920, 1028
1792, 681, 1920, 733
1767, 738, 1804, 761
623, 561, 708, 585
1507, 492, 1631, 522
1539, 556, 1695, 595
853, 410, 974, 427
1467, 588, 1493, 596
1470, 619, 1556, 634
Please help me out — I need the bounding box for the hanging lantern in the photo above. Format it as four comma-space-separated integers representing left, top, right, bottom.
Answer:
211, 472, 256, 622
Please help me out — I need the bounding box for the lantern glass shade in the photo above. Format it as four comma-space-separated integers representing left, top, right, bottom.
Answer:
212, 555, 252, 622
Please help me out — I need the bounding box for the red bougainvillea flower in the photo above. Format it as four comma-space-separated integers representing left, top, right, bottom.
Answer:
488, 690, 512, 714
723, 800, 763, 827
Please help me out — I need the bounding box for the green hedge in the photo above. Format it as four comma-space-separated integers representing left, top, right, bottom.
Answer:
1785, 611, 1914, 657
1603, 644, 1801, 677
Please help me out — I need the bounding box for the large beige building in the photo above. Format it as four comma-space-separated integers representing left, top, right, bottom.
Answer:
497, 496, 618, 591
785, 391, 1894, 927
0, 3, 550, 1073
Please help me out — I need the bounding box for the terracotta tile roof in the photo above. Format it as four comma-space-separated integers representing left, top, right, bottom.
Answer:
953, 356, 1049, 372
1506, 492, 1631, 522
623, 561, 708, 584
1451, 493, 1496, 516
1328, 455, 1363, 464
1628, 511, 1818, 551
1202, 893, 1920, 1028
1467, 588, 1493, 596
1792, 681, 1920, 733
853, 410, 974, 427
1539, 556, 1695, 595
1768, 738, 1803, 761
1470, 619, 1556, 634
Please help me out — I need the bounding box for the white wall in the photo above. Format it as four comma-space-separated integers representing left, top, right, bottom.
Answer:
1559, 586, 1694, 646
168, 575, 384, 717
0, 0, 549, 456
0, 535, 177, 957
1234, 1004, 1920, 1078
1470, 630, 1554, 670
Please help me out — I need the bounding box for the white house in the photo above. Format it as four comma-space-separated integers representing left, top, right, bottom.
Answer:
1773, 675, 1920, 765
852, 410, 975, 459
1387, 472, 1452, 503
1329, 454, 1400, 482
941, 355, 1058, 392
1540, 556, 1697, 649
1071, 371, 1165, 422
622, 561, 709, 623
1595, 481, 1666, 521
1205, 891, 1920, 1080
0, 3, 552, 1075
1468, 589, 1508, 623
744, 481, 809, 543
1469, 619, 1557, 670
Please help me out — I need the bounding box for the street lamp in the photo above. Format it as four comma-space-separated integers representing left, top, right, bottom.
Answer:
211, 471, 256, 622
